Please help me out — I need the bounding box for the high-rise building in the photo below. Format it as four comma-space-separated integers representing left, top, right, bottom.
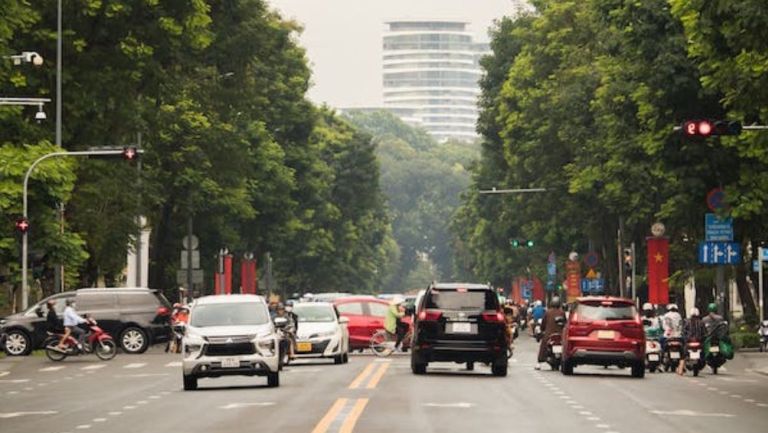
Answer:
382, 21, 489, 142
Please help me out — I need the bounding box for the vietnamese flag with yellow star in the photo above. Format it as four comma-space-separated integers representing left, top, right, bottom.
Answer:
647, 237, 669, 304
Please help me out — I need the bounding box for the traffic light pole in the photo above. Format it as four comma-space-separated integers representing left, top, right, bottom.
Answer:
21, 149, 144, 310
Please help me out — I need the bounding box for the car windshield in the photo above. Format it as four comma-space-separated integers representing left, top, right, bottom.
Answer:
189, 303, 268, 327
577, 303, 637, 321
425, 289, 497, 311
293, 305, 336, 322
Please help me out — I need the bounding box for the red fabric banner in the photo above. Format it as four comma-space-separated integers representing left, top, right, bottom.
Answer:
240, 259, 257, 295
532, 276, 545, 302
647, 237, 670, 305
565, 260, 581, 303
224, 254, 233, 295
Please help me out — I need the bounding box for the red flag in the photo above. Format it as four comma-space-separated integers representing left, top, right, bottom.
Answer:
240, 258, 258, 295
647, 237, 670, 305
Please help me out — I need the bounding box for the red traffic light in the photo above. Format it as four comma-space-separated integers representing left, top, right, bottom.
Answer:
122, 147, 138, 161
15, 217, 30, 233
683, 120, 713, 137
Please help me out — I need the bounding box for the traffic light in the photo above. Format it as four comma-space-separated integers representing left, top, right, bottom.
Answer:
122, 146, 139, 161
15, 217, 30, 233
510, 239, 520, 248
682, 119, 742, 137
510, 239, 534, 248
526, 240, 535, 248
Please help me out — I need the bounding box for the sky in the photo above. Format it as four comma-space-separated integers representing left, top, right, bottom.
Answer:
266, 0, 527, 108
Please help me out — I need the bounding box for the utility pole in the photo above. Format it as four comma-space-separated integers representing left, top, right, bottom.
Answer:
135, 133, 143, 286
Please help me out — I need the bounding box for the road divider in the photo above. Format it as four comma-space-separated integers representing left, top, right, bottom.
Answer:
348, 363, 377, 389
311, 398, 348, 433
311, 398, 369, 433
339, 398, 368, 433
365, 363, 390, 389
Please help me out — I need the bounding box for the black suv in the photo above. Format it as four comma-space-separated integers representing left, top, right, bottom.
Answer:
411, 283, 508, 376
1, 288, 171, 356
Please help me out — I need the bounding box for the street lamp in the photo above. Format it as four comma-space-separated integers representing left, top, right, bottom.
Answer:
4, 51, 44, 66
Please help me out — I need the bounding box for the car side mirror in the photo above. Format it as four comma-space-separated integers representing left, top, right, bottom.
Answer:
339, 316, 349, 325
35, 307, 43, 318
274, 317, 288, 328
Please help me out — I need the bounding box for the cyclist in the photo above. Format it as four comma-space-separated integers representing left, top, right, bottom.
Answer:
385, 296, 408, 350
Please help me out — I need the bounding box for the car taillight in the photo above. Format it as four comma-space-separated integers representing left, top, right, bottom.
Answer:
156, 306, 170, 316
418, 309, 442, 321
481, 311, 505, 323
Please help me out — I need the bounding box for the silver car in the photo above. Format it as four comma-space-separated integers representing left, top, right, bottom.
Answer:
181, 295, 280, 390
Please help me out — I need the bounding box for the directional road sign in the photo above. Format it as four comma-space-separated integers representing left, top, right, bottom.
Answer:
705, 213, 733, 242
698, 241, 741, 265
580, 278, 605, 295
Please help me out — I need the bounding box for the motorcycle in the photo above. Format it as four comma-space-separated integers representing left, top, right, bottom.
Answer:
645, 338, 662, 373
533, 318, 543, 342
759, 320, 768, 352
684, 340, 705, 377
663, 337, 683, 372
544, 316, 566, 371
705, 321, 731, 375
44, 318, 117, 361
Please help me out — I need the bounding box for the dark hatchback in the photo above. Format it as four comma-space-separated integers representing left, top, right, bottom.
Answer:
410, 283, 508, 376
0, 288, 172, 356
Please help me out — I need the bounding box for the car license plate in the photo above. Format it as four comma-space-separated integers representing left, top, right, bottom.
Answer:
597, 330, 615, 340
710, 345, 720, 353
648, 354, 659, 361
221, 357, 240, 368
450, 322, 472, 333
670, 351, 680, 359
552, 345, 562, 354
297, 342, 312, 352
690, 351, 700, 360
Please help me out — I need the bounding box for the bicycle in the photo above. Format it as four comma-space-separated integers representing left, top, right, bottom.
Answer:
369, 328, 412, 357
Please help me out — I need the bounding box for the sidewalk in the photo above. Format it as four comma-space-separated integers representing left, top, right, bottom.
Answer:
736, 349, 768, 376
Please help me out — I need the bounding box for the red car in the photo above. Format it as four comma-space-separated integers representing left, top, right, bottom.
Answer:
561, 296, 645, 378
334, 297, 412, 351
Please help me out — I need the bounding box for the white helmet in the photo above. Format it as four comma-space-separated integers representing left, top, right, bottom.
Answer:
642, 302, 653, 311
666, 304, 678, 311
534, 300, 543, 307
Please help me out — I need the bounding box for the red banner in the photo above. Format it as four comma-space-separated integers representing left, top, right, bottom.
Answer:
565, 260, 581, 303
224, 254, 233, 295
532, 276, 545, 302
240, 258, 257, 295
647, 237, 670, 305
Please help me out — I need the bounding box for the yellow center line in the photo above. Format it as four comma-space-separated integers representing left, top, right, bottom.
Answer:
311, 398, 348, 433
365, 362, 390, 389
339, 398, 369, 433
348, 362, 377, 389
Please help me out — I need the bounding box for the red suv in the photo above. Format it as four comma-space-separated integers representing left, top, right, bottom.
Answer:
562, 296, 645, 378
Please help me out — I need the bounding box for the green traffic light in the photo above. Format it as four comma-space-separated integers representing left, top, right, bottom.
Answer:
511, 239, 520, 248
526, 240, 534, 248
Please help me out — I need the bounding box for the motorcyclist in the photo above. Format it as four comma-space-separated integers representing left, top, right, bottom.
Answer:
662, 303, 683, 338
274, 303, 297, 359
385, 296, 408, 350
166, 303, 189, 353
530, 300, 545, 333
678, 307, 706, 375
60, 299, 87, 350
535, 297, 566, 370
702, 302, 727, 339
641, 302, 663, 339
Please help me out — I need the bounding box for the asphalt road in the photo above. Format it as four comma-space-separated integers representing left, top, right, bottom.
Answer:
2, 336, 768, 433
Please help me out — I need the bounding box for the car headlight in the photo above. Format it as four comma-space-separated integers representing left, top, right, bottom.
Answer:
183, 332, 205, 357
256, 338, 276, 356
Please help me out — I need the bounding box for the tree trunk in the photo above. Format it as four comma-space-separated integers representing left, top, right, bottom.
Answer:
735, 263, 758, 324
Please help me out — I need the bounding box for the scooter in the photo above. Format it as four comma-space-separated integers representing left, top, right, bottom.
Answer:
645, 338, 662, 373
663, 337, 683, 372
544, 316, 566, 371
759, 320, 768, 352
533, 318, 544, 342
684, 340, 705, 376
705, 336, 727, 374
44, 318, 117, 361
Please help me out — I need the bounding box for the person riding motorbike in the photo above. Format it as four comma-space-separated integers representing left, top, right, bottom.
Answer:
535, 297, 566, 370
662, 303, 683, 338
642, 303, 663, 338
166, 303, 190, 353
60, 299, 87, 350
530, 300, 545, 334
678, 307, 706, 375
274, 303, 297, 359
46, 299, 63, 334
385, 296, 408, 350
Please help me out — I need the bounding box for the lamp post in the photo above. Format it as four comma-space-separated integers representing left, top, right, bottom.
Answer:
56, 0, 62, 151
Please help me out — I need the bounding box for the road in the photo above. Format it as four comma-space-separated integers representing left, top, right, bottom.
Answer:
1, 336, 767, 433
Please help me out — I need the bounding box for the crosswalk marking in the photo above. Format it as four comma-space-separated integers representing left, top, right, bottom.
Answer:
81, 365, 106, 371
123, 363, 147, 369
39, 366, 65, 372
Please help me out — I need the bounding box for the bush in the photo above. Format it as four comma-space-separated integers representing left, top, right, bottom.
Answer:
731, 332, 761, 350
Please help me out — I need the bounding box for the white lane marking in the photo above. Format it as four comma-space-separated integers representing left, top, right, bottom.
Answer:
123, 406, 136, 410
0, 372, 9, 378
81, 365, 106, 371
93, 418, 107, 422
148, 395, 161, 399
76, 425, 91, 429
219, 402, 276, 410
423, 402, 475, 408
373, 359, 392, 363
730, 394, 742, 398
596, 425, 611, 429
573, 405, 584, 409
707, 387, 718, 391
160, 391, 171, 395
164, 361, 182, 368
285, 368, 324, 373
559, 396, 570, 399
745, 399, 755, 403
719, 391, 728, 395
123, 363, 147, 369
588, 417, 600, 421
650, 410, 734, 418
717, 377, 754, 383
7, 391, 19, 395
39, 366, 66, 372
136, 400, 148, 405
579, 411, 592, 415
114, 373, 169, 378
0, 410, 58, 419
108, 411, 122, 416
24, 387, 34, 391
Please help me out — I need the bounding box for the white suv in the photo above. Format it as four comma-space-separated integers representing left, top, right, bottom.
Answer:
181, 295, 280, 390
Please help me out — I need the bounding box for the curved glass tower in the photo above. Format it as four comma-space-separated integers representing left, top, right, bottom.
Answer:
383, 21, 488, 142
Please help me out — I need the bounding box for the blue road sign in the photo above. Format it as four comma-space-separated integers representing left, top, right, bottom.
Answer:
522, 280, 533, 299
547, 262, 557, 276
705, 213, 733, 242
580, 278, 605, 295
698, 242, 741, 265
761, 248, 768, 261
754, 260, 760, 272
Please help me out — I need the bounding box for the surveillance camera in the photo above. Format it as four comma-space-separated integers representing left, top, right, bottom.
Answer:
35, 110, 47, 121
22, 51, 43, 66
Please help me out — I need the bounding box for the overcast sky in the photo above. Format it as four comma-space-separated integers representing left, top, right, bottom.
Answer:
266, 0, 527, 108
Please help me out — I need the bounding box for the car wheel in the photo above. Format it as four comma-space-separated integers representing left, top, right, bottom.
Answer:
342, 352, 349, 364
333, 354, 343, 365
491, 362, 508, 377
411, 354, 427, 375
120, 327, 149, 354
561, 360, 574, 376
267, 371, 280, 387
183, 375, 198, 391
631, 362, 645, 378
4, 329, 32, 356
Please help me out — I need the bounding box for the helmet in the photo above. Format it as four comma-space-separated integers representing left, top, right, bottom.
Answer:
534, 300, 543, 307
642, 302, 653, 312
666, 304, 678, 311
277, 302, 285, 310
707, 302, 718, 313
689, 307, 700, 317
550, 297, 561, 308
